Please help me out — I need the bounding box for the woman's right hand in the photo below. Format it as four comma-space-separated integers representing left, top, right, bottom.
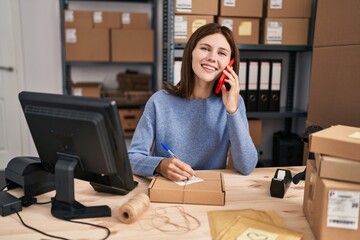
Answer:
155, 158, 195, 182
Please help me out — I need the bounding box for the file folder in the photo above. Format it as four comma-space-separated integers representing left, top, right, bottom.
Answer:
246, 60, 259, 112
239, 60, 248, 105
258, 61, 270, 111
269, 61, 282, 111
173, 61, 182, 86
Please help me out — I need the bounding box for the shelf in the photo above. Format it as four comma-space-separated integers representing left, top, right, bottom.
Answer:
65, 0, 152, 3
246, 108, 307, 119
66, 62, 154, 66
60, 0, 158, 95
174, 43, 313, 52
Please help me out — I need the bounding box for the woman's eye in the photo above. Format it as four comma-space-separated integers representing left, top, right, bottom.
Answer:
201, 47, 209, 51
219, 52, 227, 56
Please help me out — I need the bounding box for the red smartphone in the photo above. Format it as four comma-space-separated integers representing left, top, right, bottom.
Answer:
215, 58, 235, 94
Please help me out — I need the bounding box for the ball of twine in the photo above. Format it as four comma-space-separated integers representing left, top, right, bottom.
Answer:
118, 193, 150, 224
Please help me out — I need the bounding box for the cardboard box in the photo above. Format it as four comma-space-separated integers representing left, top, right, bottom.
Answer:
315, 153, 360, 184
118, 108, 143, 138
148, 171, 225, 205
249, 119, 262, 145
111, 29, 154, 62
309, 125, 360, 162
314, 0, 360, 47
307, 45, 360, 128
103, 89, 152, 105
174, 15, 214, 43
303, 160, 360, 240
93, 11, 121, 29
116, 72, 151, 91
264, 18, 309, 45
174, 0, 218, 15
121, 12, 149, 30
64, 10, 92, 28
218, 17, 259, 44
266, 0, 312, 18
219, 0, 263, 18
65, 28, 110, 62
71, 82, 102, 97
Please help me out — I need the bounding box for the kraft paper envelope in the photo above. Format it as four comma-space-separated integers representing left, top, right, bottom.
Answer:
215, 216, 302, 240
207, 209, 284, 239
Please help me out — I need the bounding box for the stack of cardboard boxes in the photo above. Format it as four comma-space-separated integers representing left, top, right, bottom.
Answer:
173, 0, 312, 46
174, 0, 218, 43
218, 0, 262, 44
303, 125, 360, 239
64, 10, 153, 62
306, 0, 360, 129
263, 0, 311, 45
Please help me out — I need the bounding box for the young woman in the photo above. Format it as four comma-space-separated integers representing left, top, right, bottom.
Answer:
128, 23, 258, 181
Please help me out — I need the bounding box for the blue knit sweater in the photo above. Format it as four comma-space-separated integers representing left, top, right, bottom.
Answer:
128, 90, 258, 177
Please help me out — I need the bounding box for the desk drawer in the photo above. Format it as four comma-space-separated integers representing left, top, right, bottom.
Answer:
118, 108, 143, 137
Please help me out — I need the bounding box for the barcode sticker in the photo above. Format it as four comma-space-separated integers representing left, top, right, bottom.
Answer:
175, 16, 187, 39
176, 0, 192, 13
270, 0, 283, 9
327, 190, 359, 230
267, 21, 283, 44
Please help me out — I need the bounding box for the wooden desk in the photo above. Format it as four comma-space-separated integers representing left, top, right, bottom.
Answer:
0, 167, 315, 240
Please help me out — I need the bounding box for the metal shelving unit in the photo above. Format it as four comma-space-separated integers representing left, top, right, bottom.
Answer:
59, 0, 158, 98
162, 0, 317, 133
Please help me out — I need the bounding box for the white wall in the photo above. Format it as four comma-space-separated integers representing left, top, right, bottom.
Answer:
20, 0, 63, 94
18, 0, 63, 156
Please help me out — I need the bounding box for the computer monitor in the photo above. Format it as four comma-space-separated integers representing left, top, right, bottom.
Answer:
18, 91, 138, 220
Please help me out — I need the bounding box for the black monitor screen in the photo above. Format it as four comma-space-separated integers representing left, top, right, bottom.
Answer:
18, 91, 138, 219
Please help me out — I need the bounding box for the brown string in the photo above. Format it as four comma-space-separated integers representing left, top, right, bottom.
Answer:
118, 193, 150, 224
140, 206, 201, 234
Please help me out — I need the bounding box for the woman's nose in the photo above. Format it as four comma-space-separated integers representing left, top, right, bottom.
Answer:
207, 51, 216, 62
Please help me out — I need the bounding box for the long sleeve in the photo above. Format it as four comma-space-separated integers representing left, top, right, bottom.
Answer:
227, 97, 258, 175
128, 90, 258, 177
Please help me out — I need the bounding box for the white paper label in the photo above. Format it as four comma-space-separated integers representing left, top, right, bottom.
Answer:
327, 190, 360, 230
72, 88, 82, 96
122, 12, 131, 25
237, 227, 278, 240
174, 16, 187, 39
224, 0, 236, 7
65, 29, 77, 43
259, 62, 270, 90
174, 61, 182, 86
270, 0, 283, 9
349, 131, 360, 139
271, 62, 281, 90
267, 21, 283, 44
176, 0, 192, 13
248, 62, 258, 90
239, 62, 247, 90
93, 11, 103, 23
65, 10, 74, 22
221, 19, 233, 31
175, 176, 203, 186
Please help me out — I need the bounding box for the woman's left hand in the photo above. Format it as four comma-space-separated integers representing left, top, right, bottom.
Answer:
221, 65, 239, 114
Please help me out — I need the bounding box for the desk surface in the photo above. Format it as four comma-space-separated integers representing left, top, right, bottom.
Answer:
0, 167, 315, 240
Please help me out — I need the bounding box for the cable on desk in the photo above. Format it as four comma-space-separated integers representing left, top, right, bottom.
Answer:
11, 206, 111, 240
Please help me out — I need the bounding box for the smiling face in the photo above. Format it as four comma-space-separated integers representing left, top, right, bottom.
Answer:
191, 33, 232, 86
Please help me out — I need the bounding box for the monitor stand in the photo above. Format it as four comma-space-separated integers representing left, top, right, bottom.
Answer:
51, 153, 111, 220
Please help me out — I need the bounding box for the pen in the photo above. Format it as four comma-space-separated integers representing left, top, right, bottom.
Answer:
161, 143, 178, 159
161, 143, 196, 178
